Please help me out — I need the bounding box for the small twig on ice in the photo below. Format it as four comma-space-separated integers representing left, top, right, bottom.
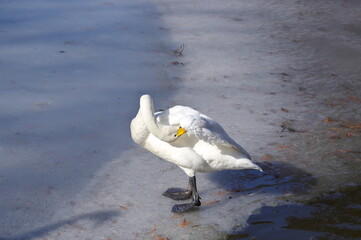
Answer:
173, 43, 184, 56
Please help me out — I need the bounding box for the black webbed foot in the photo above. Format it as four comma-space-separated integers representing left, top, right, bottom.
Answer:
171, 198, 201, 213
163, 187, 192, 200
169, 176, 201, 213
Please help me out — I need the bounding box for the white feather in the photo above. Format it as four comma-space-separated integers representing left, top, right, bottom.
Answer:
157, 105, 252, 159
131, 95, 262, 177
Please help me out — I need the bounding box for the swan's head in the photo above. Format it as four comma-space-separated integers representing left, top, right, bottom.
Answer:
158, 125, 187, 143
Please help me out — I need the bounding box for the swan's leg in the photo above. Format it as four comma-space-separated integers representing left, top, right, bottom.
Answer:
163, 178, 192, 200
171, 176, 201, 213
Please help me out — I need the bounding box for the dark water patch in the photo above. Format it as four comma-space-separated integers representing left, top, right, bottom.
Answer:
227, 186, 361, 240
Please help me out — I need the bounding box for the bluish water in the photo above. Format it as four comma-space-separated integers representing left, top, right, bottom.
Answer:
227, 186, 361, 240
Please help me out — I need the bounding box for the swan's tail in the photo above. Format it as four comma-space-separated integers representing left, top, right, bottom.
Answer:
252, 163, 263, 172
236, 158, 263, 172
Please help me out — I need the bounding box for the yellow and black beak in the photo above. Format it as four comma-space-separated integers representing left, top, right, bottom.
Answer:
176, 127, 187, 137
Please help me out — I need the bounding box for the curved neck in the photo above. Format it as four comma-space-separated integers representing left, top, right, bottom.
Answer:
139, 95, 164, 139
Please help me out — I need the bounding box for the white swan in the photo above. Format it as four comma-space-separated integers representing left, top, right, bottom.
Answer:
130, 94, 262, 212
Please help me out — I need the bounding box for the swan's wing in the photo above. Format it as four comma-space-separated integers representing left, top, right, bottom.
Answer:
156, 105, 198, 125
156, 105, 252, 159
196, 115, 252, 159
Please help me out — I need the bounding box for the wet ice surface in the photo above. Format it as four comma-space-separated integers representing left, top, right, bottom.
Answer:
0, 0, 175, 238
228, 186, 361, 240
1, 0, 361, 239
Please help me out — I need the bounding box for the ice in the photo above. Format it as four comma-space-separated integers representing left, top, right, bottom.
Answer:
1, 0, 360, 239
0, 0, 175, 238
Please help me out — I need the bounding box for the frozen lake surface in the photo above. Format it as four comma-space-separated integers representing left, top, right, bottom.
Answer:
1, 0, 360, 239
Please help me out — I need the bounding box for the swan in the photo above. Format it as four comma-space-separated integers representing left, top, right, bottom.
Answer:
130, 94, 262, 213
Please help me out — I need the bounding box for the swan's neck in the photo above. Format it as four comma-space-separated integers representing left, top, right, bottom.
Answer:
139, 95, 175, 142
130, 108, 149, 145
130, 95, 163, 145
139, 95, 161, 137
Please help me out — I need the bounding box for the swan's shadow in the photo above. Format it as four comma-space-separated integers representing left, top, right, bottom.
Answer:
204, 161, 316, 207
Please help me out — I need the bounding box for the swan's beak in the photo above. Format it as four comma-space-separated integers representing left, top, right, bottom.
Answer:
177, 127, 187, 137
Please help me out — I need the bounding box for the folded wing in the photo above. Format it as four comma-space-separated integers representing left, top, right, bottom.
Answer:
157, 105, 252, 160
